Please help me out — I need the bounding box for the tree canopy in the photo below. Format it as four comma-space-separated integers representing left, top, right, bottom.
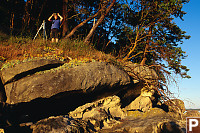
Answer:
118, 0, 191, 79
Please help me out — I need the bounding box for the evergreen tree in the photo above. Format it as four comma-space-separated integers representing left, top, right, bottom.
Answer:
116, 0, 190, 79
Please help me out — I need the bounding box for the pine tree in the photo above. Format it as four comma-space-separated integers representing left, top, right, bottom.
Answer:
119, 0, 190, 79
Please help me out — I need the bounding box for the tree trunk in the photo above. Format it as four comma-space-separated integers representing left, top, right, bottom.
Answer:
62, 0, 69, 37
140, 26, 153, 66
140, 44, 149, 66
22, 0, 34, 33
22, 0, 30, 32
64, 8, 103, 39
10, 12, 14, 35
84, 0, 116, 43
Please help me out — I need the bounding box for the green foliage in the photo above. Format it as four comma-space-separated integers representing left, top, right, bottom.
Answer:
115, 0, 190, 79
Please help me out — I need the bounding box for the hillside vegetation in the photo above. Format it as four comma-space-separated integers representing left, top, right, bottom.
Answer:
0, 0, 192, 99
0, 35, 117, 64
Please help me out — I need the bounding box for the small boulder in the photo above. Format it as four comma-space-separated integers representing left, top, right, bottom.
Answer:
69, 95, 124, 130
124, 87, 155, 112
156, 121, 184, 133
69, 95, 125, 119
124, 95, 152, 112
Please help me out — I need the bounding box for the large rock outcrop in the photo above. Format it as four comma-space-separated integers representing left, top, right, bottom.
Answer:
69, 95, 125, 119
2, 61, 131, 104
0, 59, 132, 125
0, 58, 187, 133
28, 97, 185, 133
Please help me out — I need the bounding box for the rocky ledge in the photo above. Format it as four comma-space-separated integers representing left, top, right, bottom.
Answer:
0, 58, 199, 133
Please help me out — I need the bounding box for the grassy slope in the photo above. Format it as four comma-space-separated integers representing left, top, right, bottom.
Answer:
0, 35, 119, 65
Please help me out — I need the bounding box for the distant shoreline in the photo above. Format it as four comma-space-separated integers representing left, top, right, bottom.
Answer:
186, 109, 200, 111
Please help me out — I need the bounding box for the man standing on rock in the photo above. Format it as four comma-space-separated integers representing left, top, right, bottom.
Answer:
48, 13, 63, 43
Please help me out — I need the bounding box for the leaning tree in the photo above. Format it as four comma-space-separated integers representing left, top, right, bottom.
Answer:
114, 0, 190, 98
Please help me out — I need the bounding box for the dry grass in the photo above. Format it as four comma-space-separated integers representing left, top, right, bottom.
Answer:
0, 36, 118, 64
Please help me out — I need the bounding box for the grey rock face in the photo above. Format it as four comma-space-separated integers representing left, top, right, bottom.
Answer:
124, 62, 158, 84
3, 61, 131, 104
0, 60, 132, 127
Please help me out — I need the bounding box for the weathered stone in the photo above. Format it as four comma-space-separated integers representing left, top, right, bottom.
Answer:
69, 95, 125, 119
30, 116, 93, 133
123, 62, 158, 83
4, 62, 131, 104
1, 58, 64, 84
163, 99, 186, 120
101, 108, 184, 133
69, 95, 124, 130
124, 95, 152, 112
145, 108, 169, 117
126, 107, 166, 119
140, 86, 155, 96
156, 121, 184, 133
126, 110, 143, 118
124, 87, 155, 112
119, 62, 158, 107
167, 99, 186, 113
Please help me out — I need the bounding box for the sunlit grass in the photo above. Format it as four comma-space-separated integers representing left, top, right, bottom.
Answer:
0, 35, 118, 65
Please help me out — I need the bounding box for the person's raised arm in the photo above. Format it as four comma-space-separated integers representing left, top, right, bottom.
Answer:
48, 14, 54, 21
57, 13, 63, 22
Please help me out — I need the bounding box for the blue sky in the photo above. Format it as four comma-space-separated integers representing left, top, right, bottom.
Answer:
172, 0, 200, 109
